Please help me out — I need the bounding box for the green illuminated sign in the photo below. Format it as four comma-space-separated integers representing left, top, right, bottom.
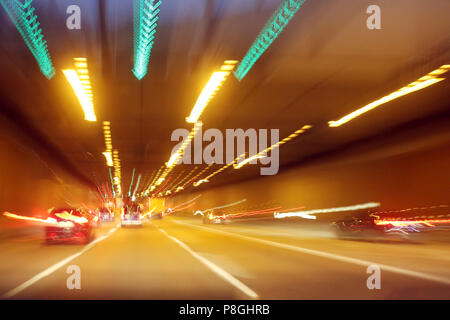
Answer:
234, 0, 307, 81
0, 0, 55, 79
132, 0, 162, 80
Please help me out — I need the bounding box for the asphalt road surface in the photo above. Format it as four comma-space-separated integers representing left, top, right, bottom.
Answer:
0, 217, 449, 299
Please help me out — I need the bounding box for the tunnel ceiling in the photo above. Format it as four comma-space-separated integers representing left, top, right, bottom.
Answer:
0, 0, 449, 196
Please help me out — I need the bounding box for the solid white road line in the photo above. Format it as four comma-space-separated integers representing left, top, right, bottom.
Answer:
154, 225, 259, 299
2, 224, 120, 298
173, 220, 450, 286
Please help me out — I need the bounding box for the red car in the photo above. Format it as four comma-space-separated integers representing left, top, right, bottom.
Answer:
45, 208, 96, 244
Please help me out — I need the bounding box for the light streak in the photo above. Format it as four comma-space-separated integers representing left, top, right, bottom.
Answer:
202, 199, 247, 212
133, 0, 162, 80
234, 124, 312, 169
128, 168, 136, 196
274, 202, 381, 219
171, 195, 202, 210
3, 211, 85, 226
183, 164, 213, 189
0, 0, 55, 78
103, 121, 121, 193
328, 65, 450, 127
186, 60, 238, 123
132, 174, 142, 198
102, 152, 113, 167
193, 179, 209, 187
234, 0, 307, 81
62, 67, 96, 121
193, 161, 235, 187
374, 218, 450, 227
166, 122, 202, 168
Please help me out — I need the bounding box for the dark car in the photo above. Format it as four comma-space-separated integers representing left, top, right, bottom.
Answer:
99, 207, 115, 222
203, 212, 228, 225
45, 208, 96, 244
121, 203, 142, 227
332, 213, 419, 241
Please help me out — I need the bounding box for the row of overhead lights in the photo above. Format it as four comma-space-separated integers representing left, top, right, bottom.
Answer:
102, 121, 122, 195
148, 61, 239, 197
187, 64, 449, 189
62, 57, 124, 197
56, 2, 447, 200
156, 1, 311, 194
234, 124, 312, 169
62, 58, 96, 121
186, 124, 313, 188
328, 65, 450, 127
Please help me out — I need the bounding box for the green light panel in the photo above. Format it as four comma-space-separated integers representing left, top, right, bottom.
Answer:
0, 0, 55, 79
234, 0, 307, 81
132, 0, 162, 80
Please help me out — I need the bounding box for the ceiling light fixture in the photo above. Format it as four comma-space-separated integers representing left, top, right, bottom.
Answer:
132, 0, 162, 80
0, 0, 55, 79
62, 57, 96, 121
328, 65, 450, 127
186, 60, 238, 123
233, 0, 307, 81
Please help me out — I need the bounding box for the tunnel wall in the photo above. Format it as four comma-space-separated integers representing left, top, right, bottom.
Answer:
0, 132, 99, 218
168, 122, 450, 221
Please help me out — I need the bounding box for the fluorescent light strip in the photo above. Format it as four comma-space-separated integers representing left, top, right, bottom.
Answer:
186, 60, 238, 124
102, 120, 121, 192
274, 202, 381, 219
329, 65, 450, 127
132, 0, 162, 80
0, 0, 55, 79
102, 152, 114, 167
62, 69, 96, 121
234, 0, 307, 81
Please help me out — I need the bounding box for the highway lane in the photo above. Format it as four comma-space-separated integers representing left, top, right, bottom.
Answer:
0, 217, 449, 299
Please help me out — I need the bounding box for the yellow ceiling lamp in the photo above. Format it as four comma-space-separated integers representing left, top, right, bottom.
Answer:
62, 57, 97, 121
328, 65, 450, 127
186, 60, 238, 123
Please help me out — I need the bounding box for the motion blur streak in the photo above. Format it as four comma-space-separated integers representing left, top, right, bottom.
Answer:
132, 0, 162, 80
200, 198, 247, 213
102, 151, 113, 167
328, 65, 449, 127
62, 62, 96, 121
375, 219, 450, 227
234, 0, 307, 81
174, 220, 450, 286
3, 211, 55, 225
166, 122, 201, 168
234, 124, 312, 169
0, 0, 55, 78
154, 225, 259, 299
186, 60, 237, 124
3, 212, 77, 228
171, 195, 202, 210
274, 202, 381, 219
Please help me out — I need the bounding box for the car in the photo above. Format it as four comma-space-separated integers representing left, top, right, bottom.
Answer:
99, 208, 115, 222
121, 203, 142, 227
332, 212, 421, 242
149, 212, 163, 220
45, 208, 96, 244
203, 212, 228, 224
